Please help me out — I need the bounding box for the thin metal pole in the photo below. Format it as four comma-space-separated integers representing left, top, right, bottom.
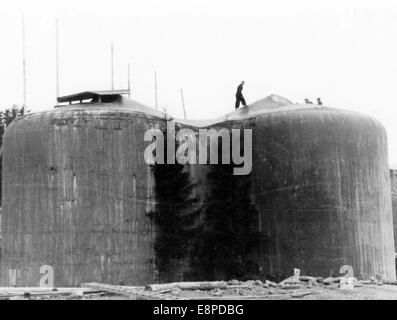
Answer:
111, 42, 114, 90
154, 70, 158, 109
22, 14, 27, 113
55, 18, 60, 102
180, 89, 187, 120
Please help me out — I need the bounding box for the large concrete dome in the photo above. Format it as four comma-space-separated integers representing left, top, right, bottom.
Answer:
0, 97, 166, 286
169, 99, 395, 282
250, 105, 395, 280
1, 93, 395, 286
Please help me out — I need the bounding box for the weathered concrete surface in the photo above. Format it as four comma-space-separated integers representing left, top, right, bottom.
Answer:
1, 96, 395, 286
0, 103, 165, 286
152, 103, 395, 282
251, 107, 395, 281
390, 169, 397, 254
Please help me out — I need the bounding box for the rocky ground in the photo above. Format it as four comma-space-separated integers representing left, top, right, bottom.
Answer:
2, 276, 397, 300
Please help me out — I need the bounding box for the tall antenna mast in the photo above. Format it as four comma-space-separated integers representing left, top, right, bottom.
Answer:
110, 42, 114, 90
55, 18, 60, 102
180, 88, 187, 120
154, 70, 158, 109
22, 14, 27, 113
127, 63, 131, 98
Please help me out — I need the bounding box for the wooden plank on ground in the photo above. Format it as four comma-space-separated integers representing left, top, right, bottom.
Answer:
0, 287, 98, 299
145, 281, 228, 292
82, 282, 184, 300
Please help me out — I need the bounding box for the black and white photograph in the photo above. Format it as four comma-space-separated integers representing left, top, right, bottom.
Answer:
1, 0, 397, 310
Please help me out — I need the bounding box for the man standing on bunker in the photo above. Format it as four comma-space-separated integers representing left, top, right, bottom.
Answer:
235, 81, 247, 109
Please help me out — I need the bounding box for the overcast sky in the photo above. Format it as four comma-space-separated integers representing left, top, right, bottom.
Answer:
1, 0, 397, 163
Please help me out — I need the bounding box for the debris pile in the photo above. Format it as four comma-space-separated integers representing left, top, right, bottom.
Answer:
0, 287, 115, 300
1, 269, 397, 300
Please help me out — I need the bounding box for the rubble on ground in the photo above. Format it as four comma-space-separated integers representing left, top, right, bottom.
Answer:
1, 269, 397, 300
